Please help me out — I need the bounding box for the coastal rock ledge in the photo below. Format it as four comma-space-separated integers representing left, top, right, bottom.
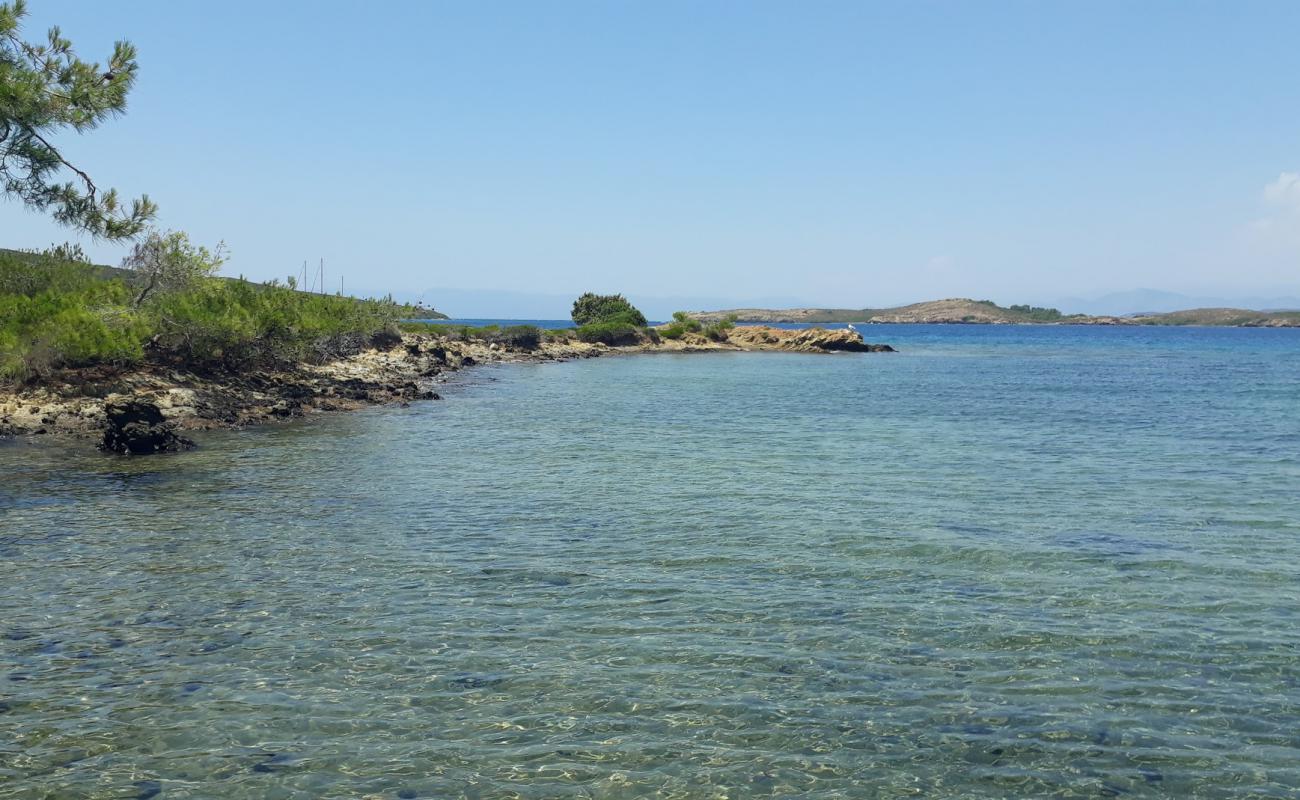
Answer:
723, 326, 895, 352
0, 325, 892, 452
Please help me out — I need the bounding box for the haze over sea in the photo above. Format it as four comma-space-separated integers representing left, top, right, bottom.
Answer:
2, 324, 1299, 798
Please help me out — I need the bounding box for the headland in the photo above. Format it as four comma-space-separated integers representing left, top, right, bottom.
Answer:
0, 324, 892, 453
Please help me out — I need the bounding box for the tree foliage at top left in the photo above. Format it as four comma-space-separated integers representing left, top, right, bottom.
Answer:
0, 0, 156, 239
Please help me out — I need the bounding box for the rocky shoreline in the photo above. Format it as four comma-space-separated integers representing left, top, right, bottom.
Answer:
0, 325, 892, 453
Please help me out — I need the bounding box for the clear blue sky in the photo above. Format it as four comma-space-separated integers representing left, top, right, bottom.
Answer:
3, 1, 1300, 315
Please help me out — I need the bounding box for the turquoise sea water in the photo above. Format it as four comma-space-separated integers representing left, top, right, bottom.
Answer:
2, 325, 1299, 798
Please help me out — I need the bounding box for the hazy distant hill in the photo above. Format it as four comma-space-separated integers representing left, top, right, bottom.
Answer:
690, 299, 1073, 324
690, 298, 1300, 327
1057, 288, 1300, 316
1122, 308, 1300, 327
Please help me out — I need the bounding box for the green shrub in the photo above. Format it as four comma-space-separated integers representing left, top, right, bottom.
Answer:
571, 292, 647, 326
399, 321, 473, 339
575, 320, 642, 345
397, 322, 542, 350
122, 230, 226, 306
660, 310, 703, 339
702, 314, 737, 342
490, 325, 542, 350
604, 310, 648, 327
1007, 304, 1063, 321
0, 298, 147, 380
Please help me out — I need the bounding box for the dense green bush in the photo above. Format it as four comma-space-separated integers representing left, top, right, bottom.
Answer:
571, 292, 647, 327
0, 253, 148, 380
659, 311, 703, 339
0, 292, 148, 379
575, 320, 643, 345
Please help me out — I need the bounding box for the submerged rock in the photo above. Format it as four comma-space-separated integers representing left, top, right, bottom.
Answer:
99, 396, 196, 455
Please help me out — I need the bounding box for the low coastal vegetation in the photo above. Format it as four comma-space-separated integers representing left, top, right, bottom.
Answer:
659, 311, 703, 339
403, 293, 662, 349
702, 314, 738, 341
662, 311, 737, 341
398, 321, 544, 350
402, 294, 742, 349
403, 298, 751, 353
0, 243, 419, 383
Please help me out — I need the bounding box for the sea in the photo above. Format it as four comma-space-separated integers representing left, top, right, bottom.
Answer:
2, 323, 1298, 798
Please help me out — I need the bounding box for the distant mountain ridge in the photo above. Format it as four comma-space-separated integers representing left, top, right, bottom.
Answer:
689, 298, 1300, 327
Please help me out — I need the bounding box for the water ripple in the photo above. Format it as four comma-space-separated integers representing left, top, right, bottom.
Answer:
3, 327, 1300, 797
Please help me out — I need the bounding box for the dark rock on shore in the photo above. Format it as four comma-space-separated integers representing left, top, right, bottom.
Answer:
825, 341, 895, 352
100, 397, 196, 455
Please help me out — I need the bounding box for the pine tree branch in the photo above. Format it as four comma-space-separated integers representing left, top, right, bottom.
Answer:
24, 126, 98, 202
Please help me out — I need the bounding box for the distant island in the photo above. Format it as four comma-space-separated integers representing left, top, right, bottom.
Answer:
688, 298, 1300, 327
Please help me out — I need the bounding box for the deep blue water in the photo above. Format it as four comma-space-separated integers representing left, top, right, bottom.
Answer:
2, 324, 1298, 798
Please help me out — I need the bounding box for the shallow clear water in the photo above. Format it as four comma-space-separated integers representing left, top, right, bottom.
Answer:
2, 325, 1299, 799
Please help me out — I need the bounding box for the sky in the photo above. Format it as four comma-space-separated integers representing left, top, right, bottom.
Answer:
3, 0, 1300, 317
